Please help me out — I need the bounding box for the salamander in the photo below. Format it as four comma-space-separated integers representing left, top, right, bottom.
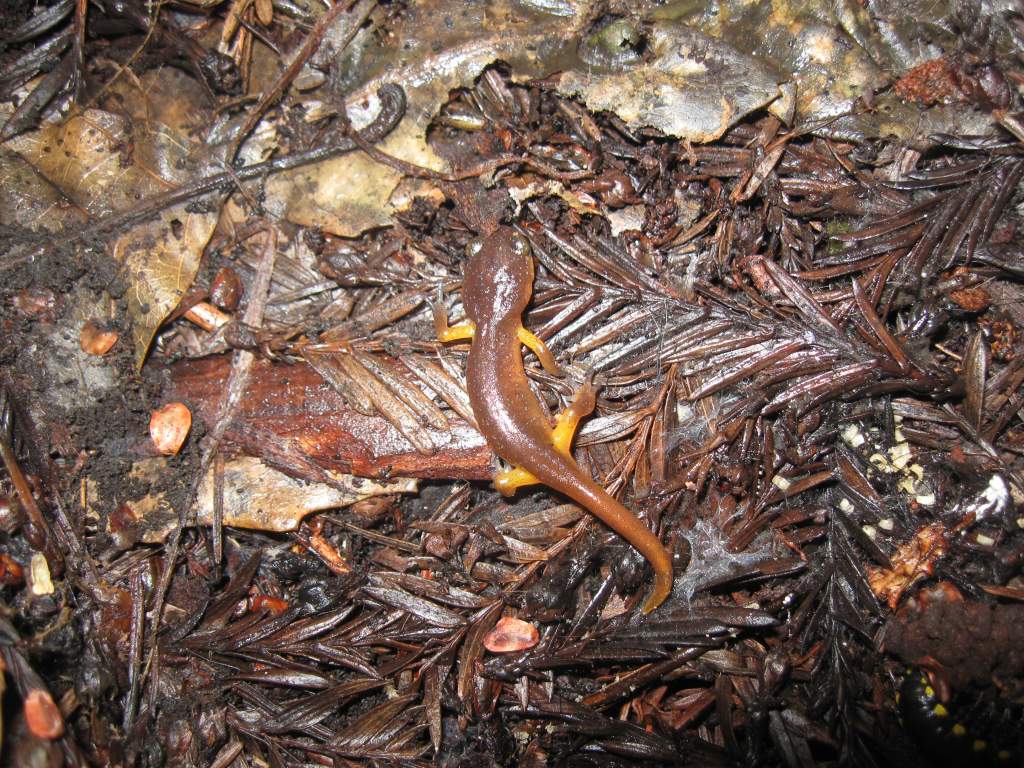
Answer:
435, 227, 673, 612
898, 668, 1019, 767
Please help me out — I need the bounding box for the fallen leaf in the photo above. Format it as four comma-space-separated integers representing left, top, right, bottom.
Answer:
102, 456, 418, 544
866, 523, 948, 609
2, 69, 246, 366
557, 22, 782, 142
0, 146, 86, 232
264, 1, 565, 235
267, 5, 782, 236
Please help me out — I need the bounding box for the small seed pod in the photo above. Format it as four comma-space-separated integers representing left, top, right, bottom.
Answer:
149, 402, 192, 455
210, 267, 242, 311
13, 289, 56, 318
25, 689, 64, 740
483, 616, 540, 653
79, 320, 118, 356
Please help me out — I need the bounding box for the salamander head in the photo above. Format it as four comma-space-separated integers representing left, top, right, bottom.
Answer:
462, 228, 534, 325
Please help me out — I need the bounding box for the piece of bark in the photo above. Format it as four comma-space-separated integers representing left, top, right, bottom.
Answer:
169, 356, 492, 480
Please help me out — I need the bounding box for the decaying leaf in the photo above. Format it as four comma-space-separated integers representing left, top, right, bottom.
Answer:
122, 217, 215, 364
265, 2, 560, 235
0, 145, 87, 232
866, 523, 949, 610
195, 457, 415, 531
101, 456, 417, 544
558, 22, 783, 142
1, 70, 238, 366
2, 108, 172, 218
269, 0, 1002, 239
266, 3, 785, 236
170, 355, 492, 480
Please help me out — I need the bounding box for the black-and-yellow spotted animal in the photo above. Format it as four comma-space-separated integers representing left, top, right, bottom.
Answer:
898, 668, 1022, 767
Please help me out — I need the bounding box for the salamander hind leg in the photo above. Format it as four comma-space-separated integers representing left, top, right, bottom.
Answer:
551, 379, 597, 458
493, 380, 596, 495
556, 378, 674, 613
494, 465, 540, 496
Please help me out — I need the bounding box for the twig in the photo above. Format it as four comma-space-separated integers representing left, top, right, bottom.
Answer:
122, 564, 146, 731
229, 0, 374, 159
140, 226, 278, 689
0, 391, 50, 551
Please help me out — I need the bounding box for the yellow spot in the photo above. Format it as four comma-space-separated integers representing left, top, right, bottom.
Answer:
895, 692, 901, 704
932, 704, 948, 717
889, 442, 912, 469
974, 740, 987, 752
924, 686, 935, 698
953, 724, 967, 737
997, 750, 1011, 761
30, 553, 54, 596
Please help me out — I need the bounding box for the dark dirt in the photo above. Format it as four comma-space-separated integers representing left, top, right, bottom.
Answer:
885, 587, 1024, 691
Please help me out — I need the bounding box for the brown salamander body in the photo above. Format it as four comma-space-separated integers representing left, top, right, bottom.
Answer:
458, 227, 673, 612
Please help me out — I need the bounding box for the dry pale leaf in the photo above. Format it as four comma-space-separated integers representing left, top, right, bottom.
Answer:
557, 22, 782, 142
3, 109, 171, 218
0, 146, 87, 232
103, 456, 418, 544
1, 68, 246, 366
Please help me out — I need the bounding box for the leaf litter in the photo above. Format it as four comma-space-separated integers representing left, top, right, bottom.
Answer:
0, 0, 1024, 766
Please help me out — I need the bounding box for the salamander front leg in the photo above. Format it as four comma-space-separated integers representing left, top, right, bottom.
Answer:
433, 298, 476, 343
517, 326, 562, 375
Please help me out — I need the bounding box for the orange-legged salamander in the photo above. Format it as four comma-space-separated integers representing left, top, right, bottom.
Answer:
435, 227, 673, 612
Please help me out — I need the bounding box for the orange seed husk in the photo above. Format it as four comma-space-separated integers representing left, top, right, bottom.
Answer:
25, 689, 64, 739
149, 402, 192, 455
80, 320, 118, 356
483, 616, 540, 653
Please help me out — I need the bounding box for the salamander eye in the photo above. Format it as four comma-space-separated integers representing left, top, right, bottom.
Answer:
511, 235, 530, 258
